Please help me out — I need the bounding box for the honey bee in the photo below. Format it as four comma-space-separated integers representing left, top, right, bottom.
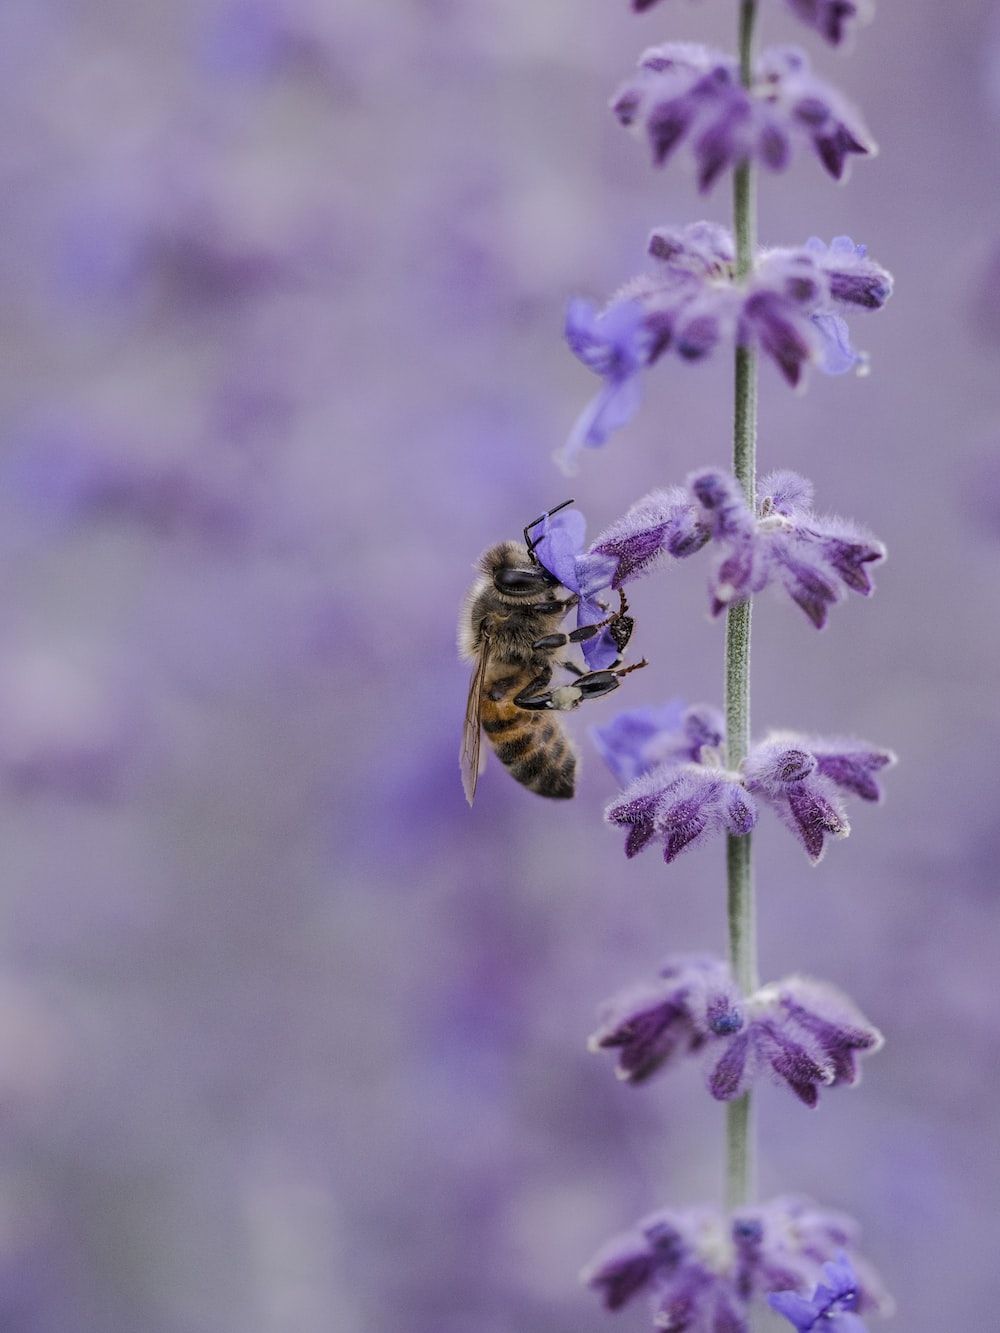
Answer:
459, 501, 647, 804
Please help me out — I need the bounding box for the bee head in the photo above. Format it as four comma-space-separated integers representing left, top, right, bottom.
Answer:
480, 541, 560, 600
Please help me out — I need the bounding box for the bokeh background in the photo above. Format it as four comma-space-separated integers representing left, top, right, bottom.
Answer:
1, 0, 998, 1329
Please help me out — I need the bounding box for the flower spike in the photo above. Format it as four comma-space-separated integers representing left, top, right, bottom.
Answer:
582, 1197, 889, 1329
613, 44, 875, 191
561, 226, 892, 464
597, 705, 894, 865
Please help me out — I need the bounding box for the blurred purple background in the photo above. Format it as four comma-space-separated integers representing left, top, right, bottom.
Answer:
1, 1, 998, 1329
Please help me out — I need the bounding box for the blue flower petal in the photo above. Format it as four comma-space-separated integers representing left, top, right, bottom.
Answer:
811, 311, 861, 376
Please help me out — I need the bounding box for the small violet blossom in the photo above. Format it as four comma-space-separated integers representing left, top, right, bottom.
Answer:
583, 1195, 889, 1331
561, 223, 892, 466
589, 487, 711, 586
563, 470, 884, 629
770, 1252, 869, 1331
587, 954, 744, 1084
599, 704, 758, 862
599, 704, 894, 864
558, 298, 650, 472
690, 468, 886, 627
612, 44, 874, 191
627, 0, 873, 50
590, 957, 882, 1107
531, 506, 620, 669
741, 732, 894, 863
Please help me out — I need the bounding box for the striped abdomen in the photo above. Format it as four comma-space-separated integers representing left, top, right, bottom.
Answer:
481, 689, 577, 799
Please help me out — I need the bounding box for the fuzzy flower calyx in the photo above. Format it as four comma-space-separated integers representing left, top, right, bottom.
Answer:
588, 954, 743, 1084
583, 1196, 890, 1332
599, 705, 759, 863
613, 44, 874, 191
627, 0, 874, 49
741, 732, 894, 863
590, 957, 883, 1107
691, 467, 886, 626
561, 225, 892, 467
598, 704, 894, 864
564, 470, 885, 630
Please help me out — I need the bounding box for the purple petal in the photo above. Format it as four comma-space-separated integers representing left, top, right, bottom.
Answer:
590, 992, 695, 1084
560, 371, 644, 470
785, 782, 849, 863
648, 97, 698, 166
708, 1030, 753, 1101
533, 508, 586, 589
724, 784, 758, 836
606, 771, 672, 859
591, 488, 708, 587
759, 470, 814, 518
743, 741, 818, 793
582, 1232, 657, 1311
742, 290, 815, 387
811, 743, 895, 801
812, 312, 861, 376
756, 1019, 829, 1107
768, 1290, 819, 1331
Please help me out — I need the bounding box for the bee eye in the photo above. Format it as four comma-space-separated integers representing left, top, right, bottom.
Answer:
495, 566, 557, 593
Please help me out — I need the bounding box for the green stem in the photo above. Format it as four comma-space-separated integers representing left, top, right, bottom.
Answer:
725, 0, 759, 1215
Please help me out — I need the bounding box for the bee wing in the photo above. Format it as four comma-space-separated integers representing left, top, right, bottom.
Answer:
461, 639, 492, 806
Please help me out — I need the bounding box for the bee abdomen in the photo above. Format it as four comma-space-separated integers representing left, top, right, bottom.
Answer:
486, 710, 577, 799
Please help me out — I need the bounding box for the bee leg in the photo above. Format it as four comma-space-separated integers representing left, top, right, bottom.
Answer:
512, 668, 556, 711
532, 592, 632, 653
516, 658, 649, 712
529, 596, 579, 616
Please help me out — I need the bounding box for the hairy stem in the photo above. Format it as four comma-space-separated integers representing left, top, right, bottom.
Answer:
726, 0, 759, 1215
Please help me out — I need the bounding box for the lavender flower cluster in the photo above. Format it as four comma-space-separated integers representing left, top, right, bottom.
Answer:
589, 954, 883, 1105
538, 0, 896, 1329
613, 44, 874, 189
593, 702, 894, 865
559, 226, 891, 470
583, 1196, 890, 1330
535, 467, 885, 641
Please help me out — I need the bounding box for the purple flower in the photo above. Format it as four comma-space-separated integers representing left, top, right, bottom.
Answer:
770, 1252, 868, 1331
590, 959, 882, 1106
784, 0, 872, 48
561, 225, 892, 457
757, 47, 874, 182
583, 1228, 664, 1312
612, 44, 874, 190
582, 1197, 890, 1328
706, 976, 883, 1107
588, 955, 743, 1084
604, 705, 757, 863
597, 706, 893, 865
559, 298, 650, 472
611, 44, 753, 191
625, 0, 873, 49
805, 235, 893, 310
531, 507, 621, 669
688, 468, 886, 626
742, 733, 895, 863
603, 754, 747, 864
590, 488, 710, 586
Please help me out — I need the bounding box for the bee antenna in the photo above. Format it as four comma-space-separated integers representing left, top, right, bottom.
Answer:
524, 498, 574, 558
